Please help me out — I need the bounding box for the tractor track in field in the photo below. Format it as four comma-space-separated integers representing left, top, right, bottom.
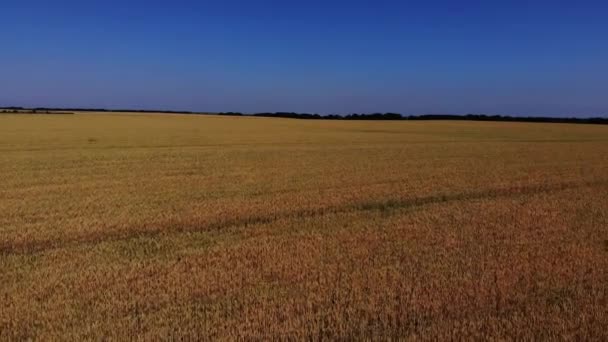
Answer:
1, 179, 607, 256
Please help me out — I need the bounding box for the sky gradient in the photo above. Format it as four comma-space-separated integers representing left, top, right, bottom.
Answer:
2, 1, 607, 116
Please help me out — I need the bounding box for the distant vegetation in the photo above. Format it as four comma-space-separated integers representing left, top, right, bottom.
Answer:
2, 106, 607, 124
0, 108, 74, 115
0, 107, 188, 115
224, 112, 608, 124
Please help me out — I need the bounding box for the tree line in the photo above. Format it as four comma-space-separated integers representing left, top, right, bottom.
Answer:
2, 107, 606, 124
219, 112, 608, 124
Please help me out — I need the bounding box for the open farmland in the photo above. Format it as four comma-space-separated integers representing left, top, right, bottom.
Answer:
1, 113, 608, 339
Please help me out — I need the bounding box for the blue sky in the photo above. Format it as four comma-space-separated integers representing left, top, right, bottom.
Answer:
1, 1, 607, 116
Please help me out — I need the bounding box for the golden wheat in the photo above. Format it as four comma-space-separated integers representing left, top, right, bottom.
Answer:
1, 113, 607, 339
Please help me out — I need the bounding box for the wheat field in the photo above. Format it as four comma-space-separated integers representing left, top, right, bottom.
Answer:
1, 113, 607, 339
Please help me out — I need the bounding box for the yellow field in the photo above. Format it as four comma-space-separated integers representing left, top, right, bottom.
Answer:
1, 113, 608, 339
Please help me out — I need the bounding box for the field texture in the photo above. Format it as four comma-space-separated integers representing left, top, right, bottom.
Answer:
1, 113, 608, 340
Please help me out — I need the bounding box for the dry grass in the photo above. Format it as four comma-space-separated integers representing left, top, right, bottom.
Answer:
1, 113, 607, 340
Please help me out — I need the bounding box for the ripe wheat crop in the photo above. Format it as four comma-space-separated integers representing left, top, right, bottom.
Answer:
1, 113, 607, 339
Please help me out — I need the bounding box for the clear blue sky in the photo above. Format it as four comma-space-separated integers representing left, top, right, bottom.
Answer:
2, 1, 607, 116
